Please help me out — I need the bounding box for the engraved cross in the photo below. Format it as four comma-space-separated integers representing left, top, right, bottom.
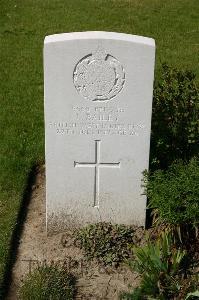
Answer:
74, 140, 120, 208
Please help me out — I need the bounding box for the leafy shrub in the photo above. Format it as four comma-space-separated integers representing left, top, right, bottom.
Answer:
185, 291, 199, 299
122, 231, 187, 299
19, 265, 76, 300
151, 64, 199, 169
75, 222, 142, 265
144, 158, 199, 231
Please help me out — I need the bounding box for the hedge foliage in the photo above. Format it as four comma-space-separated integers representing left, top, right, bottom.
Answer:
145, 157, 199, 227
151, 64, 199, 169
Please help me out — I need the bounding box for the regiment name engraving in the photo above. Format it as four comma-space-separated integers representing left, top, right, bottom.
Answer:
49, 106, 145, 136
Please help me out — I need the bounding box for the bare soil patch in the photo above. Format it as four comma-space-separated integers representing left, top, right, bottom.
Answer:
7, 167, 140, 300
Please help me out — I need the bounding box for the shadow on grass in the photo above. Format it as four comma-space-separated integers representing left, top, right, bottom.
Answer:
1, 165, 39, 299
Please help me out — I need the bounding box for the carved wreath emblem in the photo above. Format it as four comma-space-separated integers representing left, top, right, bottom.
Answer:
73, 47, 125, 101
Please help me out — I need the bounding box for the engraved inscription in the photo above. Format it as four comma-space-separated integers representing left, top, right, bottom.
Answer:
49, 106, 145, 137
73, 47, 125, 102
74, 140, 120, 207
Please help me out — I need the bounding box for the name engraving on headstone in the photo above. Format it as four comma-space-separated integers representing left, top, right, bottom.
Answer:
49, 106, 145, 136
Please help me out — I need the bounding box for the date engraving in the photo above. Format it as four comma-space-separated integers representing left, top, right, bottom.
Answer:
49, 106, 145, 137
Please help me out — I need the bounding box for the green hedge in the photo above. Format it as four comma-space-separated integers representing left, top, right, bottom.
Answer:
145, 157, 199, 227
151, 65, 199, 170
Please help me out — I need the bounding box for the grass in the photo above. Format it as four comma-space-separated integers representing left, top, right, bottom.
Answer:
75, 223, 140, 265
0, 0, 198, 295
19, 265, 76, 300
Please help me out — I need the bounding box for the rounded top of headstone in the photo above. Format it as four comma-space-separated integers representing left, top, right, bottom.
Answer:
44, 31, 155, 48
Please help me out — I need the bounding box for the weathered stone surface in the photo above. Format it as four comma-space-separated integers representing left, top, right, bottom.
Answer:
44, 31, 155, 233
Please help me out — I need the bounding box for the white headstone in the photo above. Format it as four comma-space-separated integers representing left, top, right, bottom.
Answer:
44, 31, 155, 233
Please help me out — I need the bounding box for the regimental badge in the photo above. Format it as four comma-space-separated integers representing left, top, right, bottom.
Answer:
73, 46, 125, 101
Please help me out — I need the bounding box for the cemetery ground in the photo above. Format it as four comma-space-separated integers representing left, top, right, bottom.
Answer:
7, 166, 142, 299
0, 0, 199, 299
7, 160, 199, 299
